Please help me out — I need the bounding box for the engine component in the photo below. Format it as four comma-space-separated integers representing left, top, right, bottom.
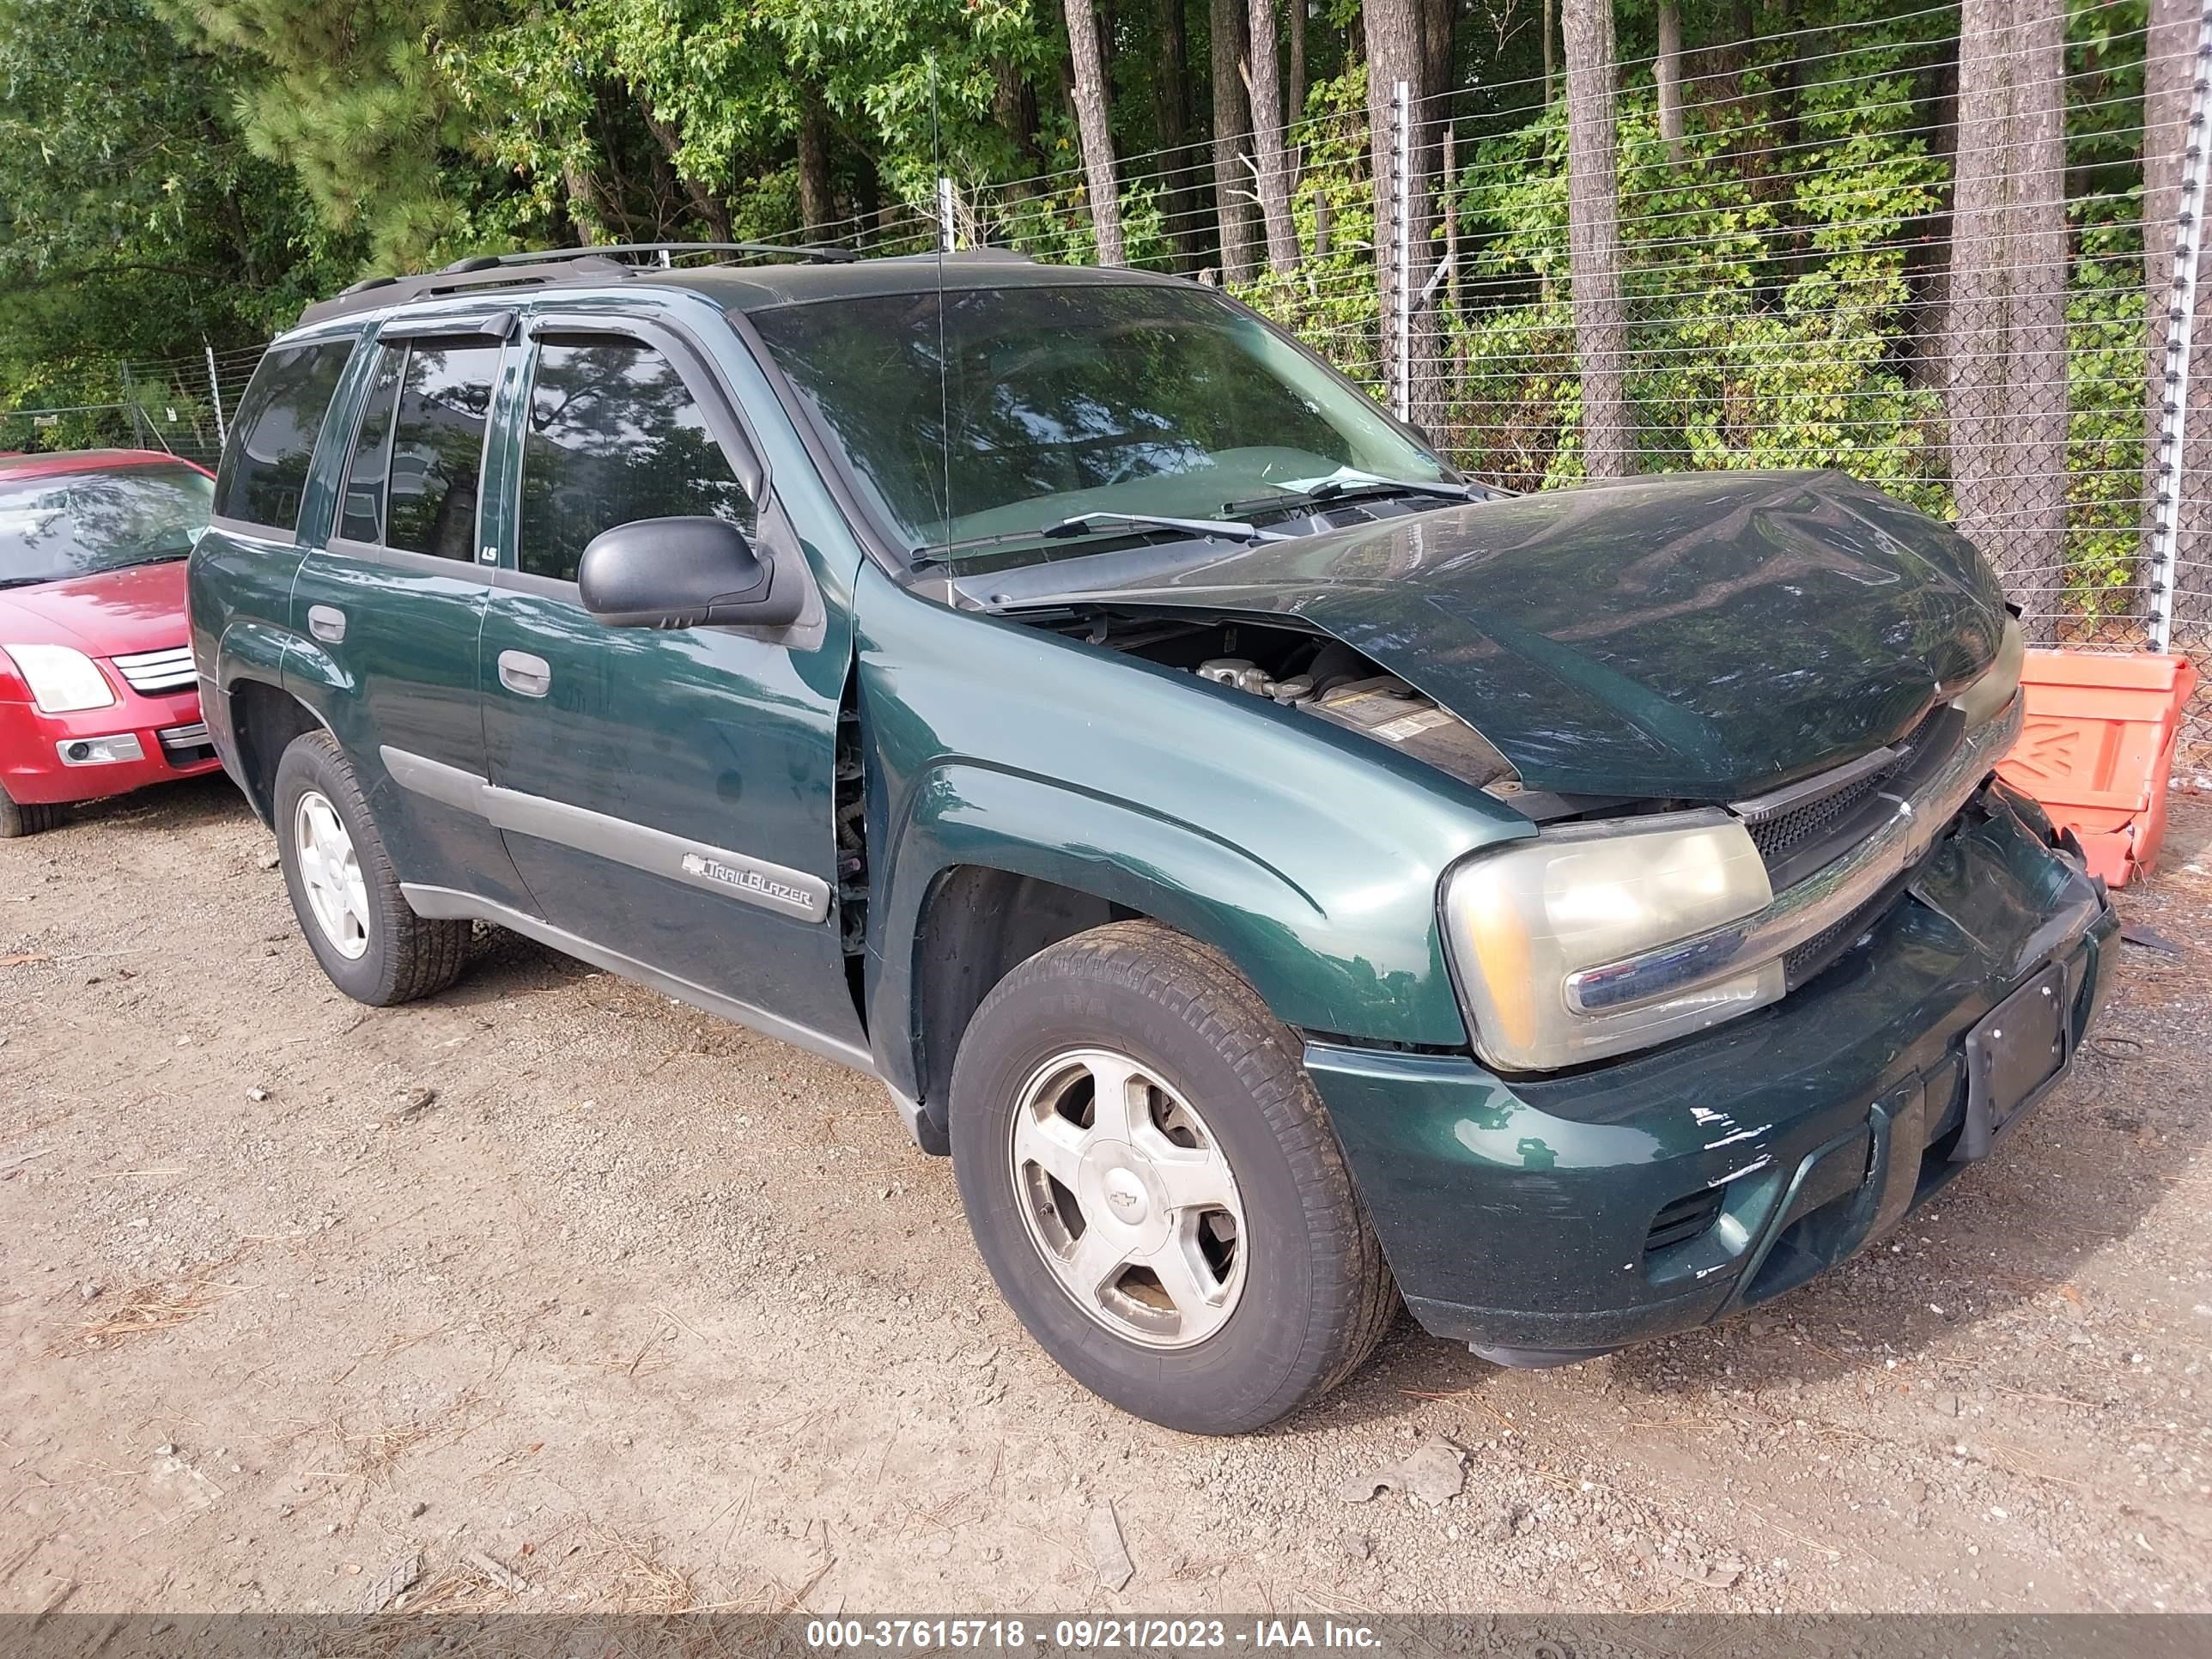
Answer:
1197, 657, 1273, 695
1300, 676, 1512, 788
1194, 652, 1510, 789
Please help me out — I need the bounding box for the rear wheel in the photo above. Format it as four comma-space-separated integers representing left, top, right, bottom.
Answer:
950, 921, 1397, 1434
273, 731, 469, 1006
0, 781, 62, 838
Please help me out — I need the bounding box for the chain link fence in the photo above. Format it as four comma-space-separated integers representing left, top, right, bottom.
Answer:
926, 6, 2212, 771
8, 7, 2205, 768
0, 342, 264, 475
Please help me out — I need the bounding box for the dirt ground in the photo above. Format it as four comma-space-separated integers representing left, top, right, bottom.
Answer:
3, 775, 2209, 1618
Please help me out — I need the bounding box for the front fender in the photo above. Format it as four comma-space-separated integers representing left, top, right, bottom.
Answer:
856, 561, 1542, 1108
875, 757, 1346, 1036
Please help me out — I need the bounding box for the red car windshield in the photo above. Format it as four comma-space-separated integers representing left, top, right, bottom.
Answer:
0, 464, 214, 589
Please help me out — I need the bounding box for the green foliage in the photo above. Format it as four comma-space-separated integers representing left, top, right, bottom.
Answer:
1236, 68, 1386, 395
0, 0, 340, 445
0, 0, 2174, 641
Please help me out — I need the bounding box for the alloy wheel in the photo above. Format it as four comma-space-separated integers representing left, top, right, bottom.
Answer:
1008, 1048, 1248, 1348
292, 789, 372, 961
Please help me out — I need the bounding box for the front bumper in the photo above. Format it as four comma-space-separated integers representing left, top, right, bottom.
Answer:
1309, 784, 2116, 1361
0, 684, 222, 806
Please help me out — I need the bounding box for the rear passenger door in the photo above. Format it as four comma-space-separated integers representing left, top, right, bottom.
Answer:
289, 319, 531, 910
477, 317, 862, 1059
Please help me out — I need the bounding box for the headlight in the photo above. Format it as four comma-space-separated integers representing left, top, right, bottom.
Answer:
1950, 613, 2024, 731
1442, 811, 1778, 1072
0, 644, 117, 714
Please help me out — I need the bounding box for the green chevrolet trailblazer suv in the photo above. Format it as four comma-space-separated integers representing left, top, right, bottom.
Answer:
188, 246, 2114, 1433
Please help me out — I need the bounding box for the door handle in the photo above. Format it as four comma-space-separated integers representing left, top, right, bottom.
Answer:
498, 650, 552, 698
307, 605, 345, 644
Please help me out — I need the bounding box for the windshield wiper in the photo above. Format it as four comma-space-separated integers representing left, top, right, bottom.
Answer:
911, 512, 1286, 572
1223, 476, 1489, 518
1042, 512, 1291, 544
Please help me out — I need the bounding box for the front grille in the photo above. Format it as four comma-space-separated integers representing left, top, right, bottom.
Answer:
110, 645, 196, 695
1784, 908, 1875, 988
1737, 709, 1956, 886
1745, 759, 1900, 866
1644, 1188, 1726, 1255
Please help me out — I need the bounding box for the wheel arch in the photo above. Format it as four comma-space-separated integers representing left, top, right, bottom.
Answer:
222, 672, 330, 826
871, 760, 1443, 1152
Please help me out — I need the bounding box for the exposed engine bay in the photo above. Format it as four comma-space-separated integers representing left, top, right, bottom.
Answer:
1030, 608, 1520, 795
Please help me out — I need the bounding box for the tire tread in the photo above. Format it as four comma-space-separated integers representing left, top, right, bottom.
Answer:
277, 732, 469, 1006
955, 920, 1397, 1432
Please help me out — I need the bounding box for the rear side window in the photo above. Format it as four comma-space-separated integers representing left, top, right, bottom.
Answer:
214, 340, 352, 533
386, 343, 499, 561
337, 347, 404, 544
518, 337, 755, 584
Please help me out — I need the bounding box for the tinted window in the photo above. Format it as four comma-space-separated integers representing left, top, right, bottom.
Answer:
214, 340, 352, 532
337, 346, 404, 544
386, 343, 498, 562
519, 337, 754, 584
750, 283, 1445, 556
0, 464, 214, 587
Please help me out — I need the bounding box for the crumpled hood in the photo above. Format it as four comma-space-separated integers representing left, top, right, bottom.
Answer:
981, 470, 2009, 799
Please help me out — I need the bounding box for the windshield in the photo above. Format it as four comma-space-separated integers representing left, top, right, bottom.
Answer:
0, 464, 213, 588
750, 281, 1449, 559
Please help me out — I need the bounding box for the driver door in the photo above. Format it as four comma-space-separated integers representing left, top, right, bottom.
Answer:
476, 316, 863, 1058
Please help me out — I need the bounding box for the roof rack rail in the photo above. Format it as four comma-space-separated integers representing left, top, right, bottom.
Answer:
452, 241, 860, 270
296, 240, 858, 329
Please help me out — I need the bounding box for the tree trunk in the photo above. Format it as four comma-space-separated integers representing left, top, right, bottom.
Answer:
1365, 0, 1442, 434
1423, 0, 1453, 109
642, 102, 732, 240
1948, 0, 2069, 638
1155, 0, 1204, 269
1247, 0, 1300, 272
1065, 0, 1127, 264
1286, 0, 1306, 137
1443, 120, 1459, 315
562, 166, 607, 246
1655, 0, 1686, 167
795, 84, 835, 239
1211, 0, 1258, 282
1542, 0, 1554, 108
996, 58, 1045, 192
1562, 0, 1632, 477
1907, 37, 1960, 395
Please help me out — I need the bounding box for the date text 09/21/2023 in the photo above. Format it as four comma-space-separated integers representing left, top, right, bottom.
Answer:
803, 1619, 1384, 1650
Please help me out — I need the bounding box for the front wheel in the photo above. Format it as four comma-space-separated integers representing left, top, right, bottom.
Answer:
950, 921, 1397, 1434
272, 731, 469, 1006
0, 781, 63, 838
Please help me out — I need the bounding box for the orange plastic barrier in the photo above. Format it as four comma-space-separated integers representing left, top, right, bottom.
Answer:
1995, 650, 2199, 887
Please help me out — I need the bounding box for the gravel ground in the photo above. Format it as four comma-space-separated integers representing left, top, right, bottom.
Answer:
3, 775, 2209, 1616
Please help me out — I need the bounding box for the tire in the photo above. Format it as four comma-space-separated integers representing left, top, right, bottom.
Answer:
272, 730, 469, 1006
0, 781, 62, 838
950, 921, 1397, 1434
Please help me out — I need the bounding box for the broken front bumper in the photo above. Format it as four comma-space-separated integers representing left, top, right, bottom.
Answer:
1307, 782, 2115, 1363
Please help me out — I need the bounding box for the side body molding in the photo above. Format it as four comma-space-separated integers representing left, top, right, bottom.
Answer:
379, 745, 832, 923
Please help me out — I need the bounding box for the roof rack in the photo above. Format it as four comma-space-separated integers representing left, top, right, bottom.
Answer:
465, 241, 859, 270
296, 240, 859, 330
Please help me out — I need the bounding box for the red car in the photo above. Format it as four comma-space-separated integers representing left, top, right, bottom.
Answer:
0, 449, 224, 836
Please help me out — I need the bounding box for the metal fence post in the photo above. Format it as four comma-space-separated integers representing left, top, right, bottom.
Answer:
118, 361, 147, 450
1391, 79, 1413, 424
2149, 5, 2212, 653
938, 177, 958, 254
204, 343, 227, 445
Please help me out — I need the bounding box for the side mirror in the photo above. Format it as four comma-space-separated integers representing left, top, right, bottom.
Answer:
576, 516, 803, 629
